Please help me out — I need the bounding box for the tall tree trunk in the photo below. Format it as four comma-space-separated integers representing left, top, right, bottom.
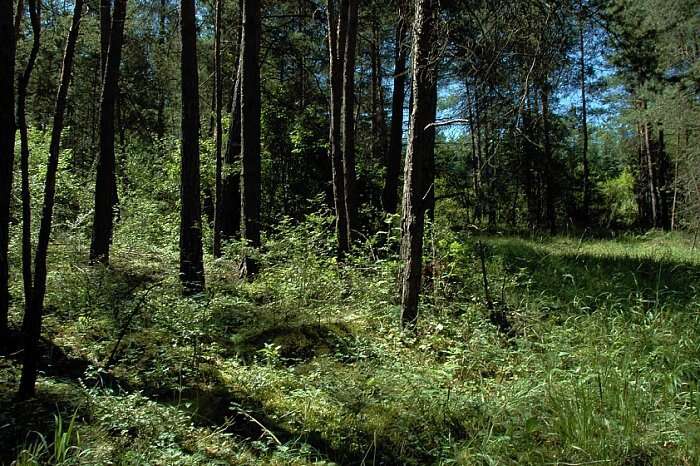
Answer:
656, 125, 672, 229
239, 0, 261, 277
382, 2, 408, 215
90, 0, 127, 264
219, 54, 242, 245
14, 0, 24, 43
0, 0, 16, 340
424, 76, 438, 222
17, 0, 41, 327
643, 118, 658, 227
179, 0, 205, 292
327, 0, 349, 257
156, 0, 166, 136
541, 84, 556, 234
400, 0, 438, 327
212, 0, 224, 257
341, 0, 359, 246
578, 9, 590, 224
370, 19, 387, 165
466, 82, 482, 222
19, 0, 84, 399
100, 0, 111, 78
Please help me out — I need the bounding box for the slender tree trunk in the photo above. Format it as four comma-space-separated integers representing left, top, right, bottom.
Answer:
643, 119, 658, 227
219, 55, 242, 244
15, 0, 24, 43
466, 82, 482, 222
382, 2, 407, 215
657, 125, 673, 229
17, 0, 41, 328
424, 76, 438, 222
90, 0, 127, 264
578, 10, 590, 224
370, 20, 387, 165
100, 0, 111, 77
327, 0, 349, 257
19, 0, 84, 399
400, 0, 438, 327
239, 0, 261, 277
341, 0, 359, 246
0, 0, 17, 340
541, 84, 556, 234
156, 0, 166, 136
212, 0, 224, 257
179, 0, 205, 292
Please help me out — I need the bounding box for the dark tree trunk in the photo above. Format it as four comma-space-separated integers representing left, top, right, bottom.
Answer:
341, 0, 359, 246
643, 118, 658, 227
17, 0, 41, 328
14, 0, 24, 43
424, 76, 438, 222
466, 82, 482, 222
578, 10, 590, 224
0, 0, 16, 340
239, 0, 261, 277
400, 0, 438, 327
541, 84, 556, 234
179, 0, 205, 293
19, 0, 84, 399
156, 0, 166, 136
327, 0, 349, 257
212, 0, 223, 257
382, 3, 408, 215
90, 0, 127, 264
219, 56, 242, 245
100, 0, 111, 77
370, 19, 387, 166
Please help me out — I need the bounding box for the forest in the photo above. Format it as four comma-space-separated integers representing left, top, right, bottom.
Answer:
0, 0, 699, 464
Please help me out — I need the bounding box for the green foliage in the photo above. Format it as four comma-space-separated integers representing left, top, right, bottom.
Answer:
599, 168, 637, 226
13, 411, 81, 466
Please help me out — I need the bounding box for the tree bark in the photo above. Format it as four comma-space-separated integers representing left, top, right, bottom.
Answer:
17, 0, 41, 328
90, 0, 128, 264
578, 6, 590, 223
19, 0, 84, 399
0, 0, 17, 340
179, 0, 205, 292
466, 82, 482, 222
341, 0, 359, 247
100, 0, 111, 78
424, 75, 437, 222
370, 19, 387, 166
212, 0, 224, 257
219, 54, 242, 245
382, 2, 408, 215
156, 0, 166, 136
240, 0, 261, 277
327, 0, 349, 257
400, 0, 438, 327
643, 118, 658, 227
541, 83, 556, 234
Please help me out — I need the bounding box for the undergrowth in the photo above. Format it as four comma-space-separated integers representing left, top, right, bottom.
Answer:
1, 136, 699, 465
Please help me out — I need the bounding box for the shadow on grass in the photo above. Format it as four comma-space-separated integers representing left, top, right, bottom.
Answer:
225, 321, 355, 364
0, 323, 400, 465
489, 238, 700, 312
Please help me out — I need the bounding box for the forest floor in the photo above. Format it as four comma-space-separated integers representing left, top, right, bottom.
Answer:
1, 219, 699, 465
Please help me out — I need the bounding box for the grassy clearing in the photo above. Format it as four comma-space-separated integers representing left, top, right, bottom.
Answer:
2, 197, 699, 464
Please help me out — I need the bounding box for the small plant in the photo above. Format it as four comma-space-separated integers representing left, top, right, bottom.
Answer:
257, 342, 283, 367
13, 410, 81, 466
